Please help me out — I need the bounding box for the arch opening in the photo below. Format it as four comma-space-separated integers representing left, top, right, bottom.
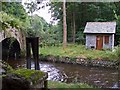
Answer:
1, 37, 21, 60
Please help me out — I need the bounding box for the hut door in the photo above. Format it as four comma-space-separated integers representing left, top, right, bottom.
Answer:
96, 36, 103, 50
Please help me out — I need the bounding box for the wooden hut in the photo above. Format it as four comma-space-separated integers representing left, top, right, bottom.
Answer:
84, 22, 116, 50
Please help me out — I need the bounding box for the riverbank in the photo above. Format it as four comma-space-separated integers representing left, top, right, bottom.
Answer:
39, 54, 118, 69
40, 44, 119, 69
40, 44, 119, 61
48, 80, 100, 89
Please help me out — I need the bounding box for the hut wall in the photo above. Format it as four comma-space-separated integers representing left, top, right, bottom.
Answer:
103, 35, 112, 49
86, 34, 96, 49
86, 34, 114, 50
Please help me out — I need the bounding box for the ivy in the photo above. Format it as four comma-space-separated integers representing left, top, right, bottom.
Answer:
0, 11, 24, 31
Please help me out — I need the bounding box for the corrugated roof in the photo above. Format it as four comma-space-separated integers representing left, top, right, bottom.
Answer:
84, 22, 116, 34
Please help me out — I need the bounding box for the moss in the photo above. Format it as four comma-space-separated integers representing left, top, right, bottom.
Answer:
1, 61, 46, 85
69, 57, 76, 61
11, 69, 45, 84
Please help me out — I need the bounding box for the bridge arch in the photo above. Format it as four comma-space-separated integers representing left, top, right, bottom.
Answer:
1, 37, 21, 60
0, 27, 25, 52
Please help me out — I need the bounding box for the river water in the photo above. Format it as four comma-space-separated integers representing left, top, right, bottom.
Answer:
6, 59, 119, 88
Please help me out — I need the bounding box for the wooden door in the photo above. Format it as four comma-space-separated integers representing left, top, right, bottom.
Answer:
96, 36, 103, 50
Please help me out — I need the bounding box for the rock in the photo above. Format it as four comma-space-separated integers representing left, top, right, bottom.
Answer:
2, 74, 30, 90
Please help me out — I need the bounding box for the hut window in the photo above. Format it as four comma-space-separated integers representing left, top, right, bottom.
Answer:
104, 36, 109, 44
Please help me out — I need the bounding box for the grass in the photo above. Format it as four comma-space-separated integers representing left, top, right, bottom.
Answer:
48, 80, 102, 89
40, 44, 118, 61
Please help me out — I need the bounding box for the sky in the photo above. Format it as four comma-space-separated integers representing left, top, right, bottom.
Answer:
22, 0, 52, 24
34, 5, 52, 24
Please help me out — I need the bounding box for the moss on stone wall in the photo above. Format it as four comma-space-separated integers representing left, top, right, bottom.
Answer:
11, 69, 45, 84
1, 61, 46, 85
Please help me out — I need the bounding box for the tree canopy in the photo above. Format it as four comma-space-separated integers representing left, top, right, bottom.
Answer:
50, 2, 120, 45
1, 1, 120, 46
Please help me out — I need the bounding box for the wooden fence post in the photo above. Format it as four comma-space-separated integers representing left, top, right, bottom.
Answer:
26, 37, 31, 69
31, 37, 40, 70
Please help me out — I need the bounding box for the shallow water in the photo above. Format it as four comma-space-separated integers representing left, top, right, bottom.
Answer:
6, 59, 119, 88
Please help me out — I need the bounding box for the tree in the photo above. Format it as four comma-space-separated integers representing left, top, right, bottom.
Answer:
50, 2, 118, 44
2, 2, 27, 22
26, 15, 43, 37
63, 0, 67, 48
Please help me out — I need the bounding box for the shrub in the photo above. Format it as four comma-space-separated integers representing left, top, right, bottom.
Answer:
115, 46, 120, 60
115, 46, 120, 69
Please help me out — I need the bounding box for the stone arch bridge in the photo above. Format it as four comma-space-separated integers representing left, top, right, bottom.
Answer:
0, 27, 25, 59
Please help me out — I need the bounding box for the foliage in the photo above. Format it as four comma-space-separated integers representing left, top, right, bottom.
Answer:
115, 46, 120, 60
26, 15, 44, 37
1, 60, 14, 74
23, 0, 46, 37
40, 44, 117, 61
1, 1, 120, 47
0, 11, 24, 30
11, 69, 45, 84
115, 15, 120, 45
2, 2, 27, 22
40, 23, 62, 46
50, 2, 120, 45
113, 46, 120, 70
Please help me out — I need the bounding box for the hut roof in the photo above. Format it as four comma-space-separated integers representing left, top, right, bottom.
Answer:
84, 22, 116, 34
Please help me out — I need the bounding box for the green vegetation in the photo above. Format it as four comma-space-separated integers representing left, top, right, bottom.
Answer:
50, 2, 120, 45
11, 69, 45, 84
48, 80, 102, 89
1, 61, 45, 84
0, 11, 24, 30
40, 44, 118, 61
1, 60, 14, 74
115, 46, 120, 69
1, 1, 120, 48
115, 46, 120, 60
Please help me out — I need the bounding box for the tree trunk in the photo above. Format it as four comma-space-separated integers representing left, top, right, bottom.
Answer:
63, 0, 67, 48
73, 12, 76, 43
71, 14, 73, 42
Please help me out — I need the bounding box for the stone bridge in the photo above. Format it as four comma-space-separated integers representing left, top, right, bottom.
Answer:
0, 27, 26, 59
0, 27, 25, 51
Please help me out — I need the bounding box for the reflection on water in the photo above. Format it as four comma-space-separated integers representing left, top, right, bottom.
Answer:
5, 59, 119, 88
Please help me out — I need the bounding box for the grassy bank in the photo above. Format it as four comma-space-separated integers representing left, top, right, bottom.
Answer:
48, 80, 101, 89
40, 44, 118, 61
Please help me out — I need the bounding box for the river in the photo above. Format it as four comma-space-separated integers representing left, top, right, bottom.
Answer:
6, 59, 119, 88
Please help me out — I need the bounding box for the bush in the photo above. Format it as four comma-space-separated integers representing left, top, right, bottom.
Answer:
115, 46, 120, 60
